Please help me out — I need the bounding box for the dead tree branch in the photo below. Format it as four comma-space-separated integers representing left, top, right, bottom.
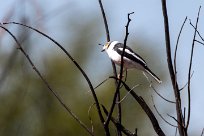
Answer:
174, 16, 187, 80
0, 25, 94, 136
160, 0, 186, 135
97, 1, 121, 135
110, 76, 165, 136
102, 105, 136, 136
186, 6, 201, 129
151, 96, 177, 128
105, 12, 134, 127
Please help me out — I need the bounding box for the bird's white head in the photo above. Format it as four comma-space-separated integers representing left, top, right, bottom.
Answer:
101, 41, 111, 52
101, 41, 119, 52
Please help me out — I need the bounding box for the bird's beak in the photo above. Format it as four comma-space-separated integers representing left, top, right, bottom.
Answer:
101, 46, 106, 52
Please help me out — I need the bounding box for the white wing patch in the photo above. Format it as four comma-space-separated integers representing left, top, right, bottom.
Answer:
118, 48, 146, 65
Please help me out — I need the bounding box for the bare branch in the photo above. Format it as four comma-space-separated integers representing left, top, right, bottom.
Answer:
97, 1, 121, 134
87, 77, 110, 93
179, 71, 194, 91
186, 6, 201, 129
116, 84, 140, 104
174, 16, 187, 82
167, 114, 182, 127
98, 0, 110, 42
189, 21, 204, 42
195, 39, 204, 46
105, 12, 134, 127
110, 76, 165, 136
151, 96, 177, 127
3, 24, 106, 127
160, 0, 185, 135
101, 105, 136, 136
0, 25, 94, 136
2, 23, 105, 127
151, 83, 175, 104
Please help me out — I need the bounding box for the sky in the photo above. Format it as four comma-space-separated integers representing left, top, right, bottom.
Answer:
0, 0, 204, 135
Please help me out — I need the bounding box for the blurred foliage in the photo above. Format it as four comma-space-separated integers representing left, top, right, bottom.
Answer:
0, 3, 167, 136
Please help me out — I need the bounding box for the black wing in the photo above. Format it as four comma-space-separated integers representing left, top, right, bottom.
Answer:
113, 43, 147, 67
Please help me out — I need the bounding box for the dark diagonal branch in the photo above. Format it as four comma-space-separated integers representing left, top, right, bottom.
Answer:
98, 0, 117, 135
167, 114, 182, 127
190, 23, 204, 42
98, 1, 122, 129
195, 40, 204, 46
160, 0, 185, 135
189, 21, 204, 47
110, 76, 165, 136
105, 12, 134, 127
2, 21, 105, 135
98, 0, 110, 42
0, 25, 94, 136
186, 6, 201, 130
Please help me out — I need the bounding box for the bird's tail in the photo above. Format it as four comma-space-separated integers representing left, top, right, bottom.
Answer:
145, 67, 162, 84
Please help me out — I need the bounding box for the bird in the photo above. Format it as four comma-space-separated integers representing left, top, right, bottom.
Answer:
101, 41, 162, 83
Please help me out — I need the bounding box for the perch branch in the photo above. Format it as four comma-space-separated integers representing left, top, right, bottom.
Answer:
105, 12, 134, 127
110, 76, 165, 136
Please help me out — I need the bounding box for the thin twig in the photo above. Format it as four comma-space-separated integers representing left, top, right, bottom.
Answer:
186, 6, 201, 129
98, 0, 110, 42
143, 72, 175, 103
195, 39, 204, 46
105, 12, 134, 127
151, 84, 175, 103
189, 21, 204, 42
88, 103, 96, 134
0, 25, 94, 136
116, 84, 140, 104
161, 0, 185, 135
98, 1, 121, 134
87, 77, 110, 93
174, 16, 187, 84
101, 105, 136, 136
167, 114, 182, 127
110, 76, 165, 136
151, 96, 177, 127
179, 71, 194, 91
